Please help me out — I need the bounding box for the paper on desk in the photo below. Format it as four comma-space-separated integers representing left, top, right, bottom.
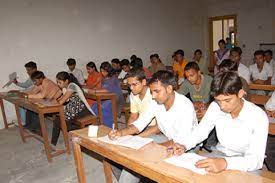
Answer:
98, 135, 153, 150
2, 72, 17, 88
164, 153, 207, 175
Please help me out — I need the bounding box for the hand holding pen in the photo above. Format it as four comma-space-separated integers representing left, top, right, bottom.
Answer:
108, 123, 122, 140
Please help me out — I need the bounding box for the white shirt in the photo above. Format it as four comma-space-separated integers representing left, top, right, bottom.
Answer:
249, 62, 272, 81
238, 63, 250, 84
68, 68, 85, 85
132, 92, 198, 144
118, 70, 127, 79
268, 59, 275, 84
183, 99, 268, 172
265, 91, 275, 111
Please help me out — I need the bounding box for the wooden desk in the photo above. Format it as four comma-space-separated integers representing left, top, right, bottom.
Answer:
85, 92, 118, 129
249, 84, 275, 91
70, 126, 275, 183
0, 92, 70, 162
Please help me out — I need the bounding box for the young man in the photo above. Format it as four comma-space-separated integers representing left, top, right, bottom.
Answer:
130, 57, 152, 78
13, 61, 37, 89
230, 47, 250, 83
109, 70, 198, 183
192, 49, 209, 75
172, 49, 188, 81
264, 50, 275, 85
172, 71, 268, 173
67, 58, 85, 85
118, 59, 130, 80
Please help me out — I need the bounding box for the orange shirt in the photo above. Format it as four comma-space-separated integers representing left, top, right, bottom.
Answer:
172, 59, 188, 79
86, 72, 102, 89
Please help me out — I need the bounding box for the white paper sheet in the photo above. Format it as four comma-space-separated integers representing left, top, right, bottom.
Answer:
2, 72, 17, 88
164, 153, 207, 175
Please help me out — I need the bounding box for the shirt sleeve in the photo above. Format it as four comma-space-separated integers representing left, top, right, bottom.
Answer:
225, 110, 268, 171
178, 80, 190, 95
130, 94, 138, 113
16, 79, 33, 89
265, 91, 275, 111
268, 64, 273, 77
77, 70, 85, 85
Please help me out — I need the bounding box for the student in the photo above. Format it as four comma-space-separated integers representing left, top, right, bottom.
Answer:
126, 68, 156, 127
88, 62, 125, 128
67, 58, 85, 85
118, 59, 130, 80
249, 50, 272, 86
230, 46, 250, 83
109, 70, 198, 183
13, 61, 37, 89
85, 61, 101, 89
225, 37, 233, 49
51, 72, 95, 146
265, 50, 275, 85
192, 49, 209, 75
172, 71, 268, 173
148, 54, 166, 74
172, 49, 188, 81
213, 39, 230, 74
111, 58, 122, 76
130, 57, 152, 78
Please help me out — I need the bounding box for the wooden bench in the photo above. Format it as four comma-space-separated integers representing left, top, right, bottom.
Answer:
73, 115, 98, 129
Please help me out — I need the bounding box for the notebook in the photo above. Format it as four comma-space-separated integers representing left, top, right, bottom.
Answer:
164, 153, 207, 175
97, 135, 153, 150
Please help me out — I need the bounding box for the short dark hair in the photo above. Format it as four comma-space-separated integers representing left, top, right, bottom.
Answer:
67, 58, 76, 66
56, 71, 81, 86
31, 71, 45, 80
126, 68, 146, 81
265, 49, 273, 56
111, 58, 120, 64
120, 59, 130, 67
194, 49, 202, 55
24, 61, 37, 69
130, 57, 143, 69
211, 71, 242, 97
100, 62, 115, 77
218, 39, 226, 45
254, 50, 265, 57
174, 49, 184, 57
218, 59, 238, 72
150, 54, 159, 59
184, 62, 200, 72
86, 61, 98, 72
148, 70, 177, 89
130, 55, 137, 61
230, 46, 242, 55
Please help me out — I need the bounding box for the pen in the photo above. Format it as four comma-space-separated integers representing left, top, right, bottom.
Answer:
111, 123, 116, 140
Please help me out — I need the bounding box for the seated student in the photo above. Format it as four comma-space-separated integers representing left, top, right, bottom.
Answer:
51, 72, 95, 147
13, 61, 37, 89
88, 62, 125, 128
109, 70, 198, 183
111, 58, 122, 77
130, 57, 152, 78
126, 68, 156, 127
172, 49, 188, 82
225, 37, 233, 49
172, 71, 268, 173
85, 61, 102, 89
264, 50, 275, 85
213, 39, 230, 74
67, 58, 85, 85
148, 53, 166, 74
192, 49, 209, 75
118, 59, 130, 80
230, 47, 250, 83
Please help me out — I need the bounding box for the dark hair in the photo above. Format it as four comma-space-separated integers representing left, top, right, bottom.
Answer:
184, 62, 200, 72
218, 59, 238, 72
226, 37, 230, 41
24, 61, 37, 69
194, 49, 202, 55
111, 58, 120, 64
230, 47, 242, 55
218, 39, 226, 45
56, 71, 81, 87
150, 54, 159, 59
130, 57, 143, 69
265, 49, 273, 56
174, 49, 184, 57
254, 50, 265, 57
120, 59, 130, 67
148, 70, 177, 89
31, 71, 45, 80
67, 58, 76, 66
211, 71, 242, 97
126, 68, 146, 81
130, 55, 137, 61
100, 62, 115, 77
86, 61, 98, 72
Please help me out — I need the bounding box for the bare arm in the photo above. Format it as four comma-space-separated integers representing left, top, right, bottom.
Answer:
57, 90, 73, 105
127, 113, 139, 125
138, 125, 160, 138
108, 124, 140, 140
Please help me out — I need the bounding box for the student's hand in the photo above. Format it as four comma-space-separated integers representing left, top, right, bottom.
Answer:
108, 129, 122, 140
195, 158, 227, 173
167, 143, 186, 156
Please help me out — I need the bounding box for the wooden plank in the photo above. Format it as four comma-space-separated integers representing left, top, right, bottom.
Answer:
249, 84, 275, 91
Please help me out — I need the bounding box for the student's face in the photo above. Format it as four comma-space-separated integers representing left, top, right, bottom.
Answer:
194, 52, 202, 61
150, 81, 173, 105
86, 66, 95, 74
265, 53, 272, 62
26, 67, 36, 76
100, 68, 108, 77
127, 77, 146, 95
254, 54, 264, 66
214, 91, 244, 113
175, 54, 183, 62
33, 78, 43, 86
112, 63, 120, 70
56, 79, 69, 89
68, 65, 75, 72
122, 65, 130, 72
185, 69, 200, 85
150, 57, 158, 64
218, 42, 226, 49
230, 51, 241, 63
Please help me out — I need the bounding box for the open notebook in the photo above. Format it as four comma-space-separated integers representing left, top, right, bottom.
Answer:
98, 135, 153, 150
164, 153, 207, 175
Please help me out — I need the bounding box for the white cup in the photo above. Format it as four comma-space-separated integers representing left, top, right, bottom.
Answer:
88, 125, 98, 137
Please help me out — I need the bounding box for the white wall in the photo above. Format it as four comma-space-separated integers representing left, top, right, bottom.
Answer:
0, 0, 206, 129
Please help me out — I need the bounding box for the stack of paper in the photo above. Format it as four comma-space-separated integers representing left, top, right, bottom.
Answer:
164, 153, 207, 175
98, 135, 153, 150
